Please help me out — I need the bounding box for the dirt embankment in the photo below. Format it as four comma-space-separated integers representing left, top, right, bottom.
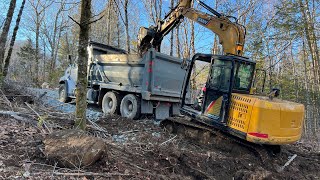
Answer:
0, 84, 319, 179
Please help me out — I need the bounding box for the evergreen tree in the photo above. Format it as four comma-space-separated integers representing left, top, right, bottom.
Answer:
16, 39, 37, 82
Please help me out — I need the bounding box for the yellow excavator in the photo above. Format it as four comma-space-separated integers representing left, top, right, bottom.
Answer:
137, 0, 305, 147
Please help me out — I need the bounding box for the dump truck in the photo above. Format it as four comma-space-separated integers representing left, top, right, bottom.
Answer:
59, 41, 189, 120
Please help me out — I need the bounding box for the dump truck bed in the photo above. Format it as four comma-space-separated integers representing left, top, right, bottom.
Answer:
89, 48, 187, 103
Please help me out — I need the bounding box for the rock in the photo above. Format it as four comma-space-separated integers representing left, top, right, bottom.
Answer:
43, 129, 106, 168
41, 82, 49, 89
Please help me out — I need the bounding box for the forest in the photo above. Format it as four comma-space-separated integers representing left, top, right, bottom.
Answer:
3, 0, 317, 134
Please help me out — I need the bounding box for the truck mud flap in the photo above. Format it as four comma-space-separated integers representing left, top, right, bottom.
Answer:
141, 100, 153, 114
155, 102, 171, 120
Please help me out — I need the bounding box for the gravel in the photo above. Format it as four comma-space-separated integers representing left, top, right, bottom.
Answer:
28, 88, 103, 121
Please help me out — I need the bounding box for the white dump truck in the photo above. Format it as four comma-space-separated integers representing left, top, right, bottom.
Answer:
59, 41, 190, 120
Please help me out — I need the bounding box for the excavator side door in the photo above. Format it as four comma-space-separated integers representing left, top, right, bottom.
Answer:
202, 58, 234, 124
180, 54, 236, 127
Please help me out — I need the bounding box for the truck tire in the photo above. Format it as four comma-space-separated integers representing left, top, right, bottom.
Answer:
59, 83, 71, 103
120, 94, 141, 120
102, 91, 120, 115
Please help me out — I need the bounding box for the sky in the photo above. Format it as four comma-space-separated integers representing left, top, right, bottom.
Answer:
1, 0, 257, 57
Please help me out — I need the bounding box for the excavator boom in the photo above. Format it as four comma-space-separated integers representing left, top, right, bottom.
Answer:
137, 0, 246, 56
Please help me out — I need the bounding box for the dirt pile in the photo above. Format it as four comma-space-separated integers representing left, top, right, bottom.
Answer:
0, 85, 319, 179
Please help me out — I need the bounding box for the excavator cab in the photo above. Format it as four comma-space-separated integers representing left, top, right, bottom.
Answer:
181, 54, 255, 129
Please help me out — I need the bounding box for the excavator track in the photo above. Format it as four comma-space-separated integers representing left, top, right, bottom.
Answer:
160, 117, 278, 166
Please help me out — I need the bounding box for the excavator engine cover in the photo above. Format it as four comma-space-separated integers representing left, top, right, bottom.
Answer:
227, 93, 305, 145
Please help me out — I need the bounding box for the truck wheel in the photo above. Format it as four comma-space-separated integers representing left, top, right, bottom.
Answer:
59, 83, 71, 103
120, 94, 141, 120
102, 91, 120, 115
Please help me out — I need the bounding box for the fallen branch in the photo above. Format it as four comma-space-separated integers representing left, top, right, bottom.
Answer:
87, 119, 110, 134
0, 89, 12, 110
277, 154, 297, 172
122, 159, 150, 171
25, 102, 51, 133
119, 128, 152, 135
27, 161, 85, 172
0, 110, 37, 125
53, 172, 132, 177
160, 135, 177, 146
119, 130, 140, 134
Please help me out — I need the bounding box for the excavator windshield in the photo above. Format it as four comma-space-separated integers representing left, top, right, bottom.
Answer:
233, 62, 255, 93
207, 58, 255, 93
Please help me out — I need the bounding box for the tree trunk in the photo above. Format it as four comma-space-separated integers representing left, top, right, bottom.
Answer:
50, 6, 63, 75
182, 24, 189, 59
176, 27, 180, 58
290, 43, 298, 102
299, 0, 319, 85
124, 0, 130, 53
3, 0, 25, 77
107, 1, 111, 45
53, 19, 64, 71
0, 0, 16, 72
169, 0, 174, 56
75, 0, 92, 130
190, 6, 196, 96
117, 11, 120, 48
43, 38, 46, 81
212, 0, 219, 55
302, 39, 310, 136
299, 0, 319, 134
35, 18, 40, 85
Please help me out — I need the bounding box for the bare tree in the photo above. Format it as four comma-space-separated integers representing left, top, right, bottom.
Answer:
169, 0, 174, 56
3, 0, 26, 77
124, 0, 130, 52
114, 0, 130, 52
299, 0, 319, 85
91, 0, 122, 47
75, 0, 92, 129
42, 0, 69, 76
0, 0, 16, 73
27, 0, 53, 85
141, 0, 163, 24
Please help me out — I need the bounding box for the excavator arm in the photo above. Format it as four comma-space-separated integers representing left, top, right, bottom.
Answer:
137, 0, 246, 56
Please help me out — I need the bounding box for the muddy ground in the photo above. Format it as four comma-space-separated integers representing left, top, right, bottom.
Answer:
0, 84, 319, 179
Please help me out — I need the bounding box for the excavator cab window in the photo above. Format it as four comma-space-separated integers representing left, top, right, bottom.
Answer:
233, 62, 255, 93
207, 60, 232, 92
